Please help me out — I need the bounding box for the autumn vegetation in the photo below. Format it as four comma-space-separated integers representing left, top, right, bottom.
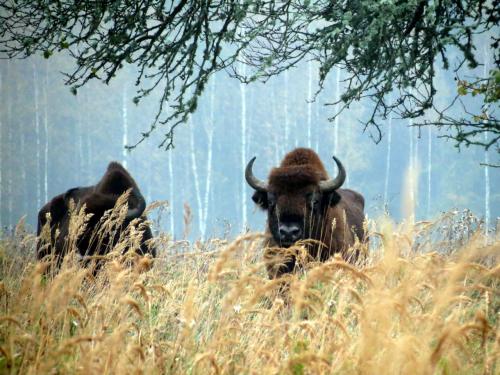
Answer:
0, 199, 498, 375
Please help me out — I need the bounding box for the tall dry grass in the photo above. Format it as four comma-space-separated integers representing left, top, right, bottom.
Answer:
0, 208, 498, 374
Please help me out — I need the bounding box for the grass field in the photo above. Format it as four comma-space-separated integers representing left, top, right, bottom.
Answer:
0, 209, 498, 374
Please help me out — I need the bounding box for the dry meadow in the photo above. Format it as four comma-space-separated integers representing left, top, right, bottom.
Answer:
0, 206, 498, 375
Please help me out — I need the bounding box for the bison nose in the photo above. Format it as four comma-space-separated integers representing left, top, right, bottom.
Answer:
278, 223, 302, 243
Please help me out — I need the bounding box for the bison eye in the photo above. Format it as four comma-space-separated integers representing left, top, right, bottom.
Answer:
306, 192, 320, 209
267, 192, 277, 206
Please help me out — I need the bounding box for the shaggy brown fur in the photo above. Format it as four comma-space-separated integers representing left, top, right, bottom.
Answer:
249, 148, 366, 278
36, 162, 155, 267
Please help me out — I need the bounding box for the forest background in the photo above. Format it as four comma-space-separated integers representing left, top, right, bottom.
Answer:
0, 47, 498, 241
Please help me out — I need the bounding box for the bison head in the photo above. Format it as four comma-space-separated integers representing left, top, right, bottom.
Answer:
245, 148, 346, 248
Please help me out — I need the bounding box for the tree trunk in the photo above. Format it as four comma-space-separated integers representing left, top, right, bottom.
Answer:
0, 68, 3, 227
84, 90, 92, 184
334, 67, 341, 155
407, 118, 415, 221
314, 94, 320, 151
77, 90, 84, 174
168, 150, 175, 238
146, 156, 152, 204
383, 112, 393, 211
6, 62, 13, 226
483, 45, 491, 237
413, 120, 419, 219
240, 61, 247, 231
7, 111, 12, 227
19, 77, 27, 216
189, 117, 203, 238
271, 83, 279, 165
122, 85, 128, 168
33, 61, 41, 210
284, 70, 289, 149
426, 126, 432, 218
307, 61, 312, 148
3, 60, 13, 227
202, 80, 215, 238
43, 60, 49, 202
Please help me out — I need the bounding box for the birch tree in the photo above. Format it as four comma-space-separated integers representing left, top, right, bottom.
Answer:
383, 113, 393, 211
43, 60, 49, 202
168, 150, 175, 237
189, 117, 203, 238
240, 60, 248, 231
0, 69, 3, 227
32, 61, 41, 209
122, 84, 128, 168
201, 80, 216, 237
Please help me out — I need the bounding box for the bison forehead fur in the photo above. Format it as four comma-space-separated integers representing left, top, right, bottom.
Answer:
246, 148, 366, 279
36, 162, 155, 268
269, 165, 324, 193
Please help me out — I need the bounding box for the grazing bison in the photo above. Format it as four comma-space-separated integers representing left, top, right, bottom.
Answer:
37, 162, 155, 267
245, 148, 366, 278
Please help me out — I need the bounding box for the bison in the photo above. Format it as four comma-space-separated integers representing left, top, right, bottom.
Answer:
37, 162, 155, 268
245, 148, 366, 278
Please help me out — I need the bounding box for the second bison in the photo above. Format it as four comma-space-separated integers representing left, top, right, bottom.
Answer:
37, 162, 155, 268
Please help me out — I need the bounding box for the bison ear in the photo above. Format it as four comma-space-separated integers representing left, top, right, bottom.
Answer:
252, 191, 269, 209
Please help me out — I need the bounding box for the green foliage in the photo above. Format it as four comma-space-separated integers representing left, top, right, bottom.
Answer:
0, 0, 498, 152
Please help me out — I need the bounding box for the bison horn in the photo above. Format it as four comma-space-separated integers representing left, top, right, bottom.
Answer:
245, 157, 268, 192
318, 156, 346, 193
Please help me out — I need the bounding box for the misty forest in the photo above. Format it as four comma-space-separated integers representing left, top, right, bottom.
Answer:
0, 1, 499, 374
0, 38, 498, 240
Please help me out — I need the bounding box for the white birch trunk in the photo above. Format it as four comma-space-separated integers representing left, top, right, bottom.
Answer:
307, 61, 312, 148
413, 121, 419, 219
43, 60, 49, 202
483, 45, 491, 237
189, 117, 203, 238
77, 92, 84, 173
122, 85, 128, 168
20, 84, 26, 214
408, 118, 415, 221
84, 90, 92, 183
202, 127, 214, 237
146, 157, 152, 204
426, 126, 432, 218
6, 61, 12, 226
334, 67, 341, 155
0, 69, 3, 227
383, 113, 393, 210
484, 134, 490, 237
33, 62, 41, 209
240, 62, 248, 230
7, 105, 12, 226
168, 150, 175, 238
202, 81, 215, 238
284, 70, 289, 149
314, 96, 320, 151
271, 84, 280, 164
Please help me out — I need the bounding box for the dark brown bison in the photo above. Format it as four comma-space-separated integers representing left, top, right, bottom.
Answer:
245, 148, 366, 278
37, 162, 155, 267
